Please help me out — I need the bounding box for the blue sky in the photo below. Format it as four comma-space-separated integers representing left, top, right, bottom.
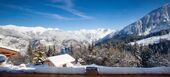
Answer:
0, 0, 170, 30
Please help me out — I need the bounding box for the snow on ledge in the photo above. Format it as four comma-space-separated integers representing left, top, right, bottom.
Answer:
0, 64, 170, 74
34, 67, 86, 74
98, 66, 170, 74
0, 64, 86, 74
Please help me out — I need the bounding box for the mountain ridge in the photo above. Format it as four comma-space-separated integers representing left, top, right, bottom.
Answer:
0, 24, 115, 55
98, 3, 170, 45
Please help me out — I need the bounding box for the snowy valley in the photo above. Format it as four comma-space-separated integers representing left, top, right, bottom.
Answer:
0, 1, 170, 76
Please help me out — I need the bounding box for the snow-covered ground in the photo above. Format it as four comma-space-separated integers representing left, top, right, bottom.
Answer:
130, 33, 170, 45
0, 64, 170, 74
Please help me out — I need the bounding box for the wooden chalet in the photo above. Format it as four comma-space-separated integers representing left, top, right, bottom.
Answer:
0, 46, 19, 57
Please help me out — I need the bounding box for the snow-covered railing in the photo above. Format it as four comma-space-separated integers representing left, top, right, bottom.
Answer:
97, 66, 170, 74
0, 65, 86, 74
0, 64, 170, 74
34, 67, 86, 74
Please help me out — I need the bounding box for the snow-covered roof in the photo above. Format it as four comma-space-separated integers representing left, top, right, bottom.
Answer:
0, 45, 19, 52
46, 54, 75, 67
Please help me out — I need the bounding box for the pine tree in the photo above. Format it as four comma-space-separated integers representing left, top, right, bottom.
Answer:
69, 43, 74, 55
27, 41, 33, 63
140, 48, 152, 67
33, 44, 46, 65
53, 45, 56, 56
46, 46, 53, 57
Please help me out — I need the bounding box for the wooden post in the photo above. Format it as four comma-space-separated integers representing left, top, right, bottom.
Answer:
86, 67, 98, 74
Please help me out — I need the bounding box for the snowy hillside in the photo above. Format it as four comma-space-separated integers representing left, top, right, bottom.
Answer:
0, 25, 114, 55
118, 3, 170, 36
98, 3, 170, 44
130, 33, 170, 45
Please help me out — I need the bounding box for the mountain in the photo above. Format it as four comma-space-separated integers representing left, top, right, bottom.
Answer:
0, 25, 114, 55
98, 3, 170, 45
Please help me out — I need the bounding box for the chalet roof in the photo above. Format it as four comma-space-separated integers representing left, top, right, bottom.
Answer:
0, 45, 19, 57
0, 45, 19, 52
46, 54, 75, 67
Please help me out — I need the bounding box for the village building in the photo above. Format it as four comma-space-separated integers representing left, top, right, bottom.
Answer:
44, 54, 75, 67
0, 45, 19, 57
0, 45, 19, 65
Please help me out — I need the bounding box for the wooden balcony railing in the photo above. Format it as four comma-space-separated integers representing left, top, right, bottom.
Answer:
0, 66, 170, 77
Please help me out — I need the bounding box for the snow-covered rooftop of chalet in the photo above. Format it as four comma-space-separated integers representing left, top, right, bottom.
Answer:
0, 45, 20, 52
46, 54, 75, 67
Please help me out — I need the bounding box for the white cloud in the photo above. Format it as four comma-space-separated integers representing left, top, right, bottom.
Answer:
0, 4, 72, 20
51, 0, 74, 8
0, 0, 92, 20
32, 10, 73, 20
56, 5, 92, 19
48, 0, 92, 19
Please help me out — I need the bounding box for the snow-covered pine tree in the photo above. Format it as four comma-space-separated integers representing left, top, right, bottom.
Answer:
27, 41, 33, 63
33, 44, 46, 65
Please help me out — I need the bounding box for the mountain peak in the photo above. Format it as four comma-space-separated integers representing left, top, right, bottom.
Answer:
117, 3, 170, 36
162, 3, 170, 7
97, 3, 170, 44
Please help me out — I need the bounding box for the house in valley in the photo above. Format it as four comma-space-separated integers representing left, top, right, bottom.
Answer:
0, 45, 19, 65
44, 54, 75, 67
0, 45, 19, 57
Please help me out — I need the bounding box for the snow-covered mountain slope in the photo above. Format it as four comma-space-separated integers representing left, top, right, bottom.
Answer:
98, 3, 170, 44
0, 25, 114, 55
130, 33, 170, 45
96, 30, 118, 44
118, 3, 170, 36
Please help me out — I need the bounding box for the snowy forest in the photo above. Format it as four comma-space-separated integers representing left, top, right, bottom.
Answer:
9, 36, 170, 67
